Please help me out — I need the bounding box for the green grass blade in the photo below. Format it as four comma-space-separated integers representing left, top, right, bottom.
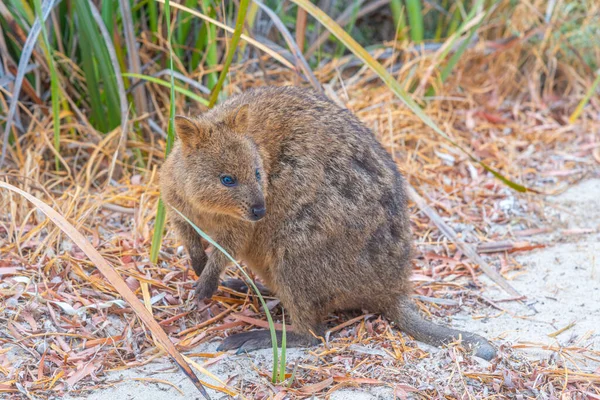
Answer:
150, 199, 167, 265
165, 1, 177, 155
148, 0, 158, 38
150, 0, 178, 265
334, 1, 360, 58
157, 0, 294, 71
405, 0, 423, 43
121, 74, 209, 105
7, 0, 34, 26
175, 0, 197, 60
290, 0, 530, 193
426, 0, 488, 96
170, 207, 281, 383
433, 1, 445, 40
101, 0, 114, 37
78, 36, 106, 131
90, 1, 132, 177
439, 25, 477, 83
237, 1, 259, 60
569, 70, 600, 123
191, 21, 206, 72
196, 0, 218, 87
34, 0, 61, 171
390, 0, 406, 40
287, 359, 299, 388
74, 0, 121, 132
447, 4, 462, 36
278, 313, 287, 383
208, 0, 250, 107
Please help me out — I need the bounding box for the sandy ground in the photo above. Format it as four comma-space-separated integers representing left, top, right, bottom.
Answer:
67, 179, 600, 399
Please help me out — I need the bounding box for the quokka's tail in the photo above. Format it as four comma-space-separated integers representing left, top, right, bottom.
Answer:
390, 299, 496, 361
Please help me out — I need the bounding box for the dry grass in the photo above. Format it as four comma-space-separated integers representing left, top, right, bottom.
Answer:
1, 3, 600, 398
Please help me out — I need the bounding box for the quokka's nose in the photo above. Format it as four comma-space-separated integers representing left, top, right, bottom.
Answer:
250, 205, 266, 221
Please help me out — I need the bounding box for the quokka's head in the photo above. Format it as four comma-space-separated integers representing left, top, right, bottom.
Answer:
172, 104, 268, 222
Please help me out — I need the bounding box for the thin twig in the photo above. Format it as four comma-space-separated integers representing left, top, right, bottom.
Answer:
407, 184, 522, 298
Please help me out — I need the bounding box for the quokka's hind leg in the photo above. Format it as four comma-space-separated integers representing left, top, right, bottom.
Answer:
218, 290, 324, 354
389, 297, 496, 360
217, 307, 323, 353
217, 329, 319, 354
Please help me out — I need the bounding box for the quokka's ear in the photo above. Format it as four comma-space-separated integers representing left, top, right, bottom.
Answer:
174, 116, 208, 148
225, 104, 249, 133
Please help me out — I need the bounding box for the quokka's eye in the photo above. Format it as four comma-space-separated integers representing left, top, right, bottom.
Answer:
255, 169, 261, 181
220, 175, 237, 187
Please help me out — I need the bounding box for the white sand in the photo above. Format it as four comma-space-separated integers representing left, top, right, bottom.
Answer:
67, 179, 600, 399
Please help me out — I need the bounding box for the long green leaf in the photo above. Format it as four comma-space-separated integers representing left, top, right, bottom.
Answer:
278, 313, 287, 383
426, 0, 488, 96
447, 3, 462, 36
122, 73, 209, 105
165, 1, 177, 156
34, 0, 61, 170
74, 0, 121, 132
148, 0, 158, 38
175, 0, 197, 60
150, 0, 179, 264
405, 0, 423, 43
290, 0, 531, 193
7, 0, 34, 26
208, 0, 250, 107
170, 207, 281, 383
569, 70, 600, 123
101, 0, 114, 38
390, 0, 407, 40
150, 198, 167, 263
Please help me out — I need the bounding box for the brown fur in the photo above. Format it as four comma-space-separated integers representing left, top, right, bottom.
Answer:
160, 86, 496, 360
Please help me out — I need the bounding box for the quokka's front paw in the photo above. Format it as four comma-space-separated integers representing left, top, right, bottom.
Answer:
194, 278, 218, 305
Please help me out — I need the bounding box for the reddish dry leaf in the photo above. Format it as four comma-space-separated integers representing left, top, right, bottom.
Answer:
84, 335, 123, 348
21, 312, 38, 331
66, 360, 102, 387
562, 228, 595, 235
0, 267, 20, 275
206, 321, 245, 332
409, 274, 435, 282
394, 383, 420, 399
477, 241, 546, 253
0, 384, 16, 392
327, 314, 373, 334
299, 377, 334, 393
583, 392, 600, 400
332, 376, 384, 385
272, 390, 287, 400
475, 110, 507, 124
